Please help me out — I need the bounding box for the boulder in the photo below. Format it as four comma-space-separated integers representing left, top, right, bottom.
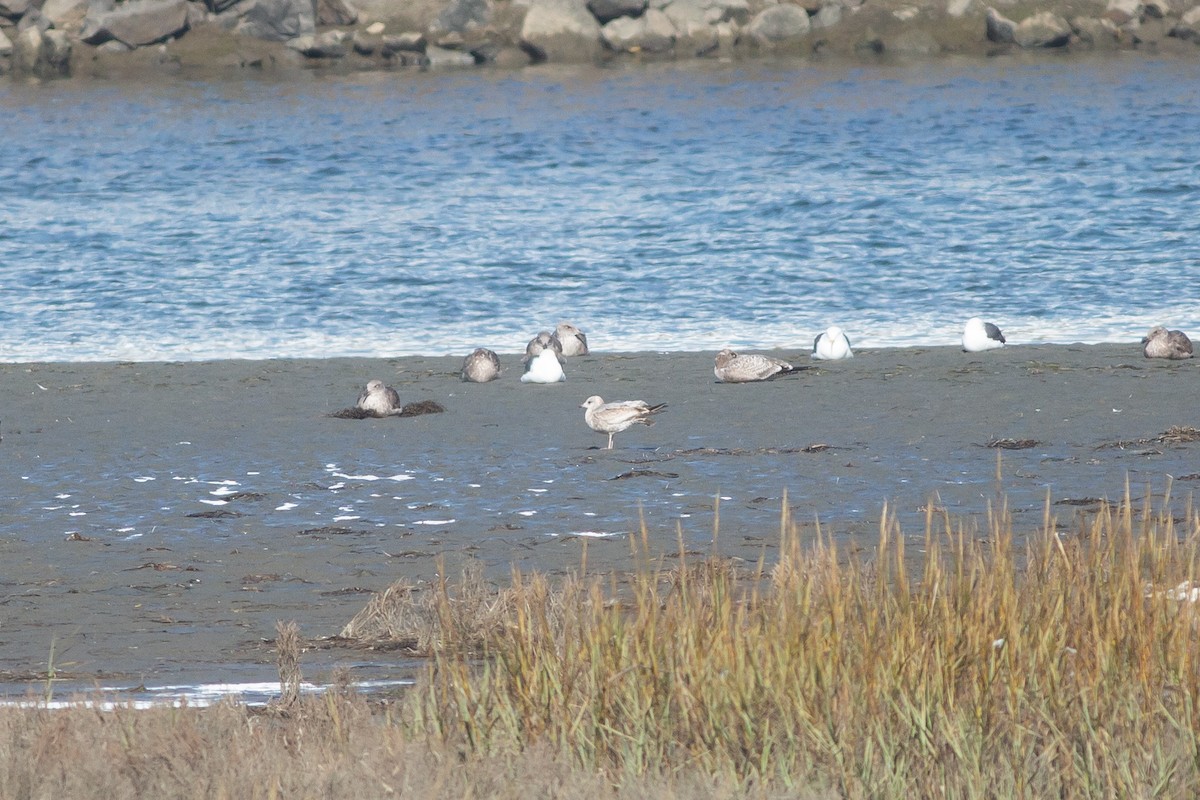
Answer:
888, 27, 940, 53
1014, 10, 1070, 45
351, 29, 378, 53
811, 3, 841, 28
288, 28, 347, 55
17, 6, 51, 32
81, 0, 189, 46
316, 0, 356, 25
1103, 0, 1141, 24
587, 0, 644, 23
1143, 0, 1171, 17
203, 0, 238, 15
0, 27, 12, 55
42, 0, 89, 30
430, 0, 488, 33
985, 6, 1015, 41
236, 0, 315, 42
1071, 15, 1121, 46
601, 6, 674, 50
1169, 4, 1200, 39
380, 31, 426, 53
519, 0, 601, 61
662, 1, 719, 52
746, 3, 810, 44
12, 24, 70, 74
0, 0, 31, 19
425, 42, 476, 64
661, 0, 748, 25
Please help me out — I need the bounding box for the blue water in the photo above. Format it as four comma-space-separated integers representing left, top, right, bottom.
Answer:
4, 59, 1200, 362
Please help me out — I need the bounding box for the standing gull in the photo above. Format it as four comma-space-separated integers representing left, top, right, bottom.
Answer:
1142, 326, 1193, 359
811, 325, 853, 360
356, 379, 402, 415
521, 348, 566, 383
553, 322, 590, 357
581, 396, 666, 449
461, 348, 502, 382
962, 317, 1006, 352
714, 348, 799, 383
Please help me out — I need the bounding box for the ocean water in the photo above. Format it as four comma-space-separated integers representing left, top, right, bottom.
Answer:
2, 56, 1199, 363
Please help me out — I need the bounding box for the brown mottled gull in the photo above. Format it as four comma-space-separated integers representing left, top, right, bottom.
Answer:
581, 395, 666, 449
461, 348, 502, 382
713, 348, 799, 383
554, 322, 590, 357
356, 379, 402, 415
1142, 326, 1193, 359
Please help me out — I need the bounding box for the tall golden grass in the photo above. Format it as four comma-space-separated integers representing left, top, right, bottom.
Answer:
4, 487, 1200, 798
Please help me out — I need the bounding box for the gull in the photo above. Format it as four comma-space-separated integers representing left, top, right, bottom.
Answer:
521, 348, 566, 383
962, 317, 1006, 352
461, 348, 502, 382
1142, 326, 1193, 359
581, 395, 666, 449
524, 331, 562, 364
714, 348, 799, 383
811, 325, 853, 360
553, 322, 590, 357
356, 379, 402, 415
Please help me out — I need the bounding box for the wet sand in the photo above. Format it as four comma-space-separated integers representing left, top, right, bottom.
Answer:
1, 344, 1197, 695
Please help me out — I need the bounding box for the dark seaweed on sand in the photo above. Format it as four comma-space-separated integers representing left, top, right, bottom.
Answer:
982, 438, 1040, 450
1096, 425, 1200, 450
327, 400, 446, 419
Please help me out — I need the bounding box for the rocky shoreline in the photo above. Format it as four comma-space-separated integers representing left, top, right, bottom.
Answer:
2, 0, 1200, 80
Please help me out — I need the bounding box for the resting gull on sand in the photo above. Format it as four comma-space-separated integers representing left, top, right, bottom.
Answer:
581, 396, 666, 449
1142, 326, 1193, 359
714, 348, 800, 383
356, 379, 403, 415
461, 348, 502, 382
524, 331, 562, 363
521, 348, 566, 383
962, 317, 1006, 352
811, 325, 853, 360
553, 322, 590, 357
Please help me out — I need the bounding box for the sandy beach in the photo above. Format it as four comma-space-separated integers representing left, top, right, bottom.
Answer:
1, 342, 1196, 694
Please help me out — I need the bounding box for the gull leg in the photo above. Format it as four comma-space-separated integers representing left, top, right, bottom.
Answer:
607, 433, 615, 449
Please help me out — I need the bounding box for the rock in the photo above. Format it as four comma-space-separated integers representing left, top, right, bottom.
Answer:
81, 0, 190, 47
601, 6, 674, 50
1143, 0, 1170, 17
746, 3, 810, 44
12, 25, 42, 71
351, 29, 378, 52
380, 31, 426, 53
236, 0, 315, 42
316, 0, 356, 25
663, 3, 719, 54
1169, 4, 1200, 39
12, 24, 69, 74
289, 28, 347, 55
811, 3, 840, 27
41, 27, 72, 71
203, 0, 238, 15
42, 0, 89, 30
17, 6, 51, 32
946, 0, 976, 18
520, 0, 602, 60
1014, 10, 1070, 46
1103, 0, 1141, 25
888, 26, 940, 53
1071, 15, 1121, 46
587, 0, 645, 23
81, 0, 189, 46
985, 6, 1015, 41
430, 0, 488, 33
0, 27, 12, 55
424, 42, 476, 64
0, 0, 31, 20
365, 20, 383, 32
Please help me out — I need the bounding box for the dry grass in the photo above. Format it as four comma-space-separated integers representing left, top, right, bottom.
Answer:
5, 488, 1200, 798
